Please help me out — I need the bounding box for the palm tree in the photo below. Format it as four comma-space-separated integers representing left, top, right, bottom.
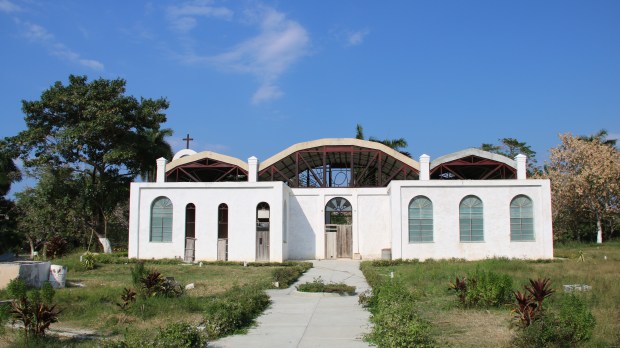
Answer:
579, 129, 617, 147
138, 128, 174, 182
355, 123, 411, 157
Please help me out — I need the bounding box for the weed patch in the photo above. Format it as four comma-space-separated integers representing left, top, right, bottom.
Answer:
296, 277, 356, 295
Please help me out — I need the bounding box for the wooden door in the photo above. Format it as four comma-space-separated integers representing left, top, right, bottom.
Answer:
184, 237, 196, 262
256, 222, 270, 261
217, 238, 228, 261
337, 225, 352, 258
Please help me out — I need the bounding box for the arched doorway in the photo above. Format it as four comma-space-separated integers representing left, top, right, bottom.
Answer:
217, 203, 228, 261
184, 203, 196, 262
325, 197, 352, 259
256, 202, 270, 261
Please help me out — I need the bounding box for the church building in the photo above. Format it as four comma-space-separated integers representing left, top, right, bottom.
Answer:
128, 138, 553, 262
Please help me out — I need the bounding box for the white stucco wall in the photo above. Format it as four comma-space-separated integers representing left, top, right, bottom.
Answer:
286, 188, 391, 260
129, 179, 553, 262
128, 182, 285, 262
390, 180, 553, 261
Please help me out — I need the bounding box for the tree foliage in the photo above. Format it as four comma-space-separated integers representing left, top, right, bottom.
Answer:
355, 123, 411, 157
481, 138, 538, 174
543, 133, 620, 243
7, 75, 171, 252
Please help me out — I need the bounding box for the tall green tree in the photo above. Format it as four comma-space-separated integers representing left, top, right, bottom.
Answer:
0, 141, 22, 253
355, 123, 411, 157
15, 167, 85, 257
481, 138, 538, 174
8, 75, 171, 252
0, 141, 21, 197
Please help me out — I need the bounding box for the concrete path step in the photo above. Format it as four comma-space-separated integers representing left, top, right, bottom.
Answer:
211, 259, 372, 348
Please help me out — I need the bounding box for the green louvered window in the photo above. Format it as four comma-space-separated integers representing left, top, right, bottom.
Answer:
151, 197, 173, 242
510, 195, 534, 241
409, 196, 433, 243
460, 196, 484, 242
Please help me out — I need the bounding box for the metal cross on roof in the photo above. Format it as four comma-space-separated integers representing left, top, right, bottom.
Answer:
183, 133, 194, 149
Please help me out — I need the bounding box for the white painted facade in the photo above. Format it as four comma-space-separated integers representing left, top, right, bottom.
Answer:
128, 141, 554, 262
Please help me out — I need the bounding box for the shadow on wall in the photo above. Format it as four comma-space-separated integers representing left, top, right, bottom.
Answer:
287, 197, 316, 260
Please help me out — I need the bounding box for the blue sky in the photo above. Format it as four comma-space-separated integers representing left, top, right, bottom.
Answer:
1, 0, 619, 182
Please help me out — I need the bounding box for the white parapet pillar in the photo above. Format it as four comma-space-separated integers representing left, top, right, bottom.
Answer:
515, 154, 527, 180
419, 154, 430, 181
156, 157, 167, 183
248, 156, 259, 182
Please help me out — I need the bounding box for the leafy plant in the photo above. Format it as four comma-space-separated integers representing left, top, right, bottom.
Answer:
363, 279, 435, 347
10, 296, 63, 340
296, 277, 356, 295
448, 270, 513, 308
272, 264, 310, 288
448, 276, 467, 304
6, 277, 28, 299
40, 281, 55, 304
117, 288, 137, 311
524, 277, 555, 312
81, 251, 96, 270
203, 285, 270, 339
511, 278, 595, 347
140, 270, 165, 297
131, 261, 147, 286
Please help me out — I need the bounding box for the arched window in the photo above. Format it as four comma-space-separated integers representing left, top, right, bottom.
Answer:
460, 195, 483, 242
151, 197, 172, 242
218, 203, 228, 239
408, 196, 433, 243
185, 203, 195, 238
511, 195, 534, 241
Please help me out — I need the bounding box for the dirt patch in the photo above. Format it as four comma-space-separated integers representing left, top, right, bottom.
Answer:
431, 308, 513, 347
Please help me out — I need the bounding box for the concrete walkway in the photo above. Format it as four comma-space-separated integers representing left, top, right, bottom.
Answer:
211, 260, 372, 348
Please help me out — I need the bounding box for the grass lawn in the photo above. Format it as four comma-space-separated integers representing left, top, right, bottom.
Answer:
362, 241, 620, 347
0, 252, 303, 347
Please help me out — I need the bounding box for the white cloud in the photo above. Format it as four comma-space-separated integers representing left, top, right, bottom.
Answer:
347, 29, 370, 46
207, 7, 309, 104
16, 20, 104, 71
167, 0, 233, 33
0, 0, 20, 13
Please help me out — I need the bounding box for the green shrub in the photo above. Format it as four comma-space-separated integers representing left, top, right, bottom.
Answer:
81, 251, 96, 270
513, 280, 596, 347
449, 269, 513, 308
203, 285, 270, 339
296, 277, 356, 295
364, 280, 435, 347
40, 281, 55, 304
155, 322, 207, 347
44, 234, 68, 259
131, 261, 147, 286
102, 322, 206, 348
6, 278, 28, 299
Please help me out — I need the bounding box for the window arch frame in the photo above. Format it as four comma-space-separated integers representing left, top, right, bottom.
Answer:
185, 203, 196, 239
150, 196, 173, 242
459, 195, 484, 242
218, 203, 228, 239
408, 196, 433, 243
510, 195, 534, 241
